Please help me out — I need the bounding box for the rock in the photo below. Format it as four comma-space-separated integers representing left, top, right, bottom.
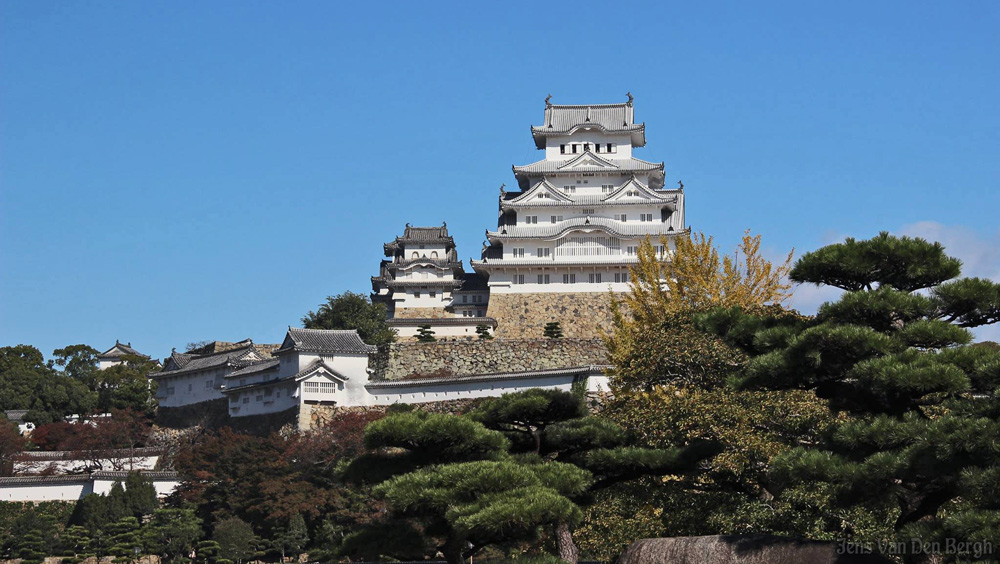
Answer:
617, 535, 893, 564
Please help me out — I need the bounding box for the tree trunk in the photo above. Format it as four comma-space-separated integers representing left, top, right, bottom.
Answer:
556, 521, 578, 564
441, 536, 466, 564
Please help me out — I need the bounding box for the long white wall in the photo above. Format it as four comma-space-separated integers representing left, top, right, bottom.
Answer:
0, 475, 179, 502
367, 374, 609, 406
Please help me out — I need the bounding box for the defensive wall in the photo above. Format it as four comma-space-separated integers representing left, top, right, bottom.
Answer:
487, 292, 619, 339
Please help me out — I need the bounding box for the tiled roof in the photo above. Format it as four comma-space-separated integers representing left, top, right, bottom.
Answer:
367, 365, 610, 389
276, 328, 377, 355
153, 344, 262, 379
98, 340, 150, 360
0, 471, 179, 485
513, 153, 664, 176
501, 178, 678, 209
472, 257, 641, 269
386, 317, 497, 328
454, 272, 489, 292
226, 358, 280, 379
531, 100, 646, 148
487, 217, 684, 241
4, 410, 28, 422
384, 224, 454, 253
222, 358, 347, 393
372, 277, 465, 289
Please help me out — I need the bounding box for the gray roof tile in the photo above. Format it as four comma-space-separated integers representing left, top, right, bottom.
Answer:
276, 328, 377, 355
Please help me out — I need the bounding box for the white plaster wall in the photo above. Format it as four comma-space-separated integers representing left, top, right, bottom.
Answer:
98, 359, 123, 370
227, 382, 298, 417
392, 324, 491, 340
401, 244, 448, 260
366, 374, 609, 406
544, 133, 633, 160
93, 478, 178, 498
395, 288, 452, 309
156, 369, 226, 408
0, 482, 91, 502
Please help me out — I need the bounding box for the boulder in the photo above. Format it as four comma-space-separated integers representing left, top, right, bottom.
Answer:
618, 535, 892, 564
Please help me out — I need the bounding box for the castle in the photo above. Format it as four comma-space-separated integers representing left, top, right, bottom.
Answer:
153, 96, 686, 429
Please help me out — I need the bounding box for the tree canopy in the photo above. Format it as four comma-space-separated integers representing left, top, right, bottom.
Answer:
302, 291, 396, 347
701, 233, 1000, 558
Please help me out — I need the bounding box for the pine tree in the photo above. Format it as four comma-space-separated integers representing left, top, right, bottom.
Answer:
475, 324, 493, 340
275, 513, 308, 561
415, 324, 436, 342
543, 321, 564, 339
702, 232, 1000, 561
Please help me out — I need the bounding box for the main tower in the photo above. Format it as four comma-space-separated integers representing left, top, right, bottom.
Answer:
473, 94, 686, 337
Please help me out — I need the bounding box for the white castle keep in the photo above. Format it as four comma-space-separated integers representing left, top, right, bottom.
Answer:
151, 96, 682, 426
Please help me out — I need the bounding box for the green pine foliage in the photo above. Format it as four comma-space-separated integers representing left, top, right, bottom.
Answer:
302, 291, 397, 346
416, 324, 437, 342
700, 232, 1000, 556
476, 324, 493, 340
543, 321, 564, 339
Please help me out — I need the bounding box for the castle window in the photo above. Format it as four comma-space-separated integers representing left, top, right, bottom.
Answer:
431, 251, 439, 258
411, 251, 419, 258
589, 273, 602, 283
429, 291, 436, 298
513, 274, 525, 284
512, 248, 525, 258
582, 208, 595, 215
414, 291, 421, 298
255, 395, 263, 402
242, 397, 249, 404
525, 215, 538, 224
205, 380, 212, 389
550, 215, 562, 223
583, 143, 590, 152
563, 273, 576, 284
537, 274, 550, 284
560, 144, 566, 154
607, 143, 615, 153
320, 382, 335, 393
463, 295, 468, 303
536, 248, 551, 258
626, 246, 638, 255
305, 382, 319, 393
477, 310, 485, 317
572, 144, 579, 154
641, 213, 653, 222
602, 184, 614, 192
615, 214, 627, 222
615, 272, 630, 283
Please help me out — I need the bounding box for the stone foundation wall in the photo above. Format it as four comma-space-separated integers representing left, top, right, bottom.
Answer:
487, 292, 620, 339
393, 307, 452, 319
374, 338, 608, 380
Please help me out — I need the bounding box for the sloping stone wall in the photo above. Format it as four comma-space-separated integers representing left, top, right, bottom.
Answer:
393, 307, 452, 319
487, 292, 620, 339
374, 338, 608, 380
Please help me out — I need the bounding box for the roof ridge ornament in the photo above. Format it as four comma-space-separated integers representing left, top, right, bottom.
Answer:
545, 93, 552, 107
585, 106, 591, 122
627, 91, 633, 105
678, 180, 684, 190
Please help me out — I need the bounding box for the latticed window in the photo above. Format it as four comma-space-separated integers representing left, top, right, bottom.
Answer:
304, 382, 319, 393
557, 236, 621, 257
320, 382, 336, 393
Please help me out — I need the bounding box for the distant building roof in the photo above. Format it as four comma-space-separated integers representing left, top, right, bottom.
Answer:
275, 327, 377, 355
384, 223, 454, 254
97, 340, 150, 360
454, 272, 489, 293
487, 217, 686, 241
154, 343, 265, 378
513, 153, 664, 177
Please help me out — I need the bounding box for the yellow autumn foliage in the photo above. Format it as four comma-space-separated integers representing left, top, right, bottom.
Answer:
617, 230, 793, 327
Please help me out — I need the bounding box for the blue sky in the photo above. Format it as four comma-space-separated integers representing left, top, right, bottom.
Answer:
2, 1, 998, 360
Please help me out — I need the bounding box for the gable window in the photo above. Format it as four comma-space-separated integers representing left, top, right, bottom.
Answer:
304, 382, 319, 393
411, 251, 419, 258
320, 382, 336, 393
